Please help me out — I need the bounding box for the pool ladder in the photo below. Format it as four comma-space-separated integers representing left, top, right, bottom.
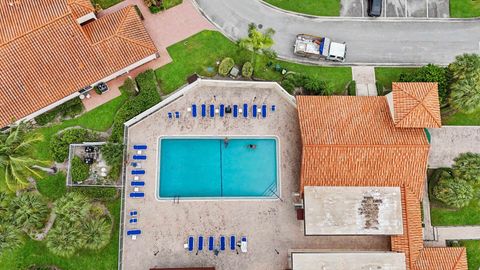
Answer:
173, 196, 180, 204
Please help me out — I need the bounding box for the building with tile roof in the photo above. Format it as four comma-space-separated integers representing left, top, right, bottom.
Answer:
296, 85, 467, 270
0, 0, 158, 127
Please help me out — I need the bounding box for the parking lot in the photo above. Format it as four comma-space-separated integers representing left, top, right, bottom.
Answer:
340, 0, 449, 17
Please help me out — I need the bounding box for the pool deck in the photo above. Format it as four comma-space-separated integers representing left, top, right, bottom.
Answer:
122, 80, 390, 270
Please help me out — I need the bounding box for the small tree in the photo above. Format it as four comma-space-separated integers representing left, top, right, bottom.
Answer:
70, 156, 90, 183
448, 53, 480, 81
46, 222, 85, 257
10, 193, 49, 233
241, 62, 254, 78
452, 152, 480, 184
0, 223, 23, 255
218, 58, 235, 76
449, 77, 480, 114
433, 171, 474, 208
54, 193, 92, 224
303, 76, 334, 96
82, 218, 111, 250
238, 23, 275, 65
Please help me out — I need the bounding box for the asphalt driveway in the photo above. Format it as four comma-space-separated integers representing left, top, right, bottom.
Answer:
194, 0, 480, 65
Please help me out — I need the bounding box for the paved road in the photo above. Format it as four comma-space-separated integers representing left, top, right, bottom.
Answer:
194, 0, 479, 65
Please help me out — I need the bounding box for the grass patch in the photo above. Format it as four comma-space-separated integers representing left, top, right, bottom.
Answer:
459, 240, 480, 270
37, 172, 67, 200
156, 30, 351, 94
374, 67, 417, 92
442, 109, 480, 126
264, 0, 340, 16
450, 0, 480, 18
91, 0, 123, 9
0, 199, 120, 270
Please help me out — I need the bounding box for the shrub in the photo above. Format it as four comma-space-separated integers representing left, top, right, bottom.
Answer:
399, 64, 449, 105
54, 193, 92, 223
281, 78, 295, 94
433, 171, 474, 208
82, 217, 111, 250
46, 222, 85, 257
452, 152, 480, 184
218, 57, 234, 76
0, 223, 23, 255
303, 76, 333, 96
149, 5, 161, 13
34, 111, 57, 126
50, 128, 98, 162
34, 98, 83, 126
70, 156, 90, 183
241, 62, 253, 78
122, 78, 138, 97
347, 80, 356, 96
101, 143, 123, 166
110, 70, 161, 143
70, 187, 118, 201
9, 192, 49, 232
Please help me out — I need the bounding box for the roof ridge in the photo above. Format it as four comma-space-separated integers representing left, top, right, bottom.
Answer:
113, 6, 156, 51
115, 34, 157, 52
0, 12, 71, 47
401, 188, 415, 270
115, 5, 132, 35
303, 144, 429, 148
451, 247, 467, 270
69, 0, 94, 12
394, 82, 440, 127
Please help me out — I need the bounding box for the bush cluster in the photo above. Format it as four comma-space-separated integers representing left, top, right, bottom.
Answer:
70, 156, 90, 183
399, 64, 450, 105
122, 77, 138, 97
50, 128, 98, 162
69, 187, 118, 202
46, 193, 112, 257
35, 98, 84, 126
218, 57, 234, 76
101, 143, 124, 181
241, 62, 253, 78
281, 73, 333, 96
347, 81, 356, 96
110, 70, 161, 143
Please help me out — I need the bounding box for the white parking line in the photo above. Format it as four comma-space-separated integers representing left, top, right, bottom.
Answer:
361, 0, 365, 17
405, 0, 408, 17
383, 0, 387, 17
426, 0, 429, 18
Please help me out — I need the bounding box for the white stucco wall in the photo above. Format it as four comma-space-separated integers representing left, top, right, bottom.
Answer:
76, 12, 97, 25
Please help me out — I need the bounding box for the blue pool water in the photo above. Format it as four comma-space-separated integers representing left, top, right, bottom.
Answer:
158, 138, 278, 198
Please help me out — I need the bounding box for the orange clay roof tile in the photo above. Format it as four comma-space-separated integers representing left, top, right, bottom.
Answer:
296, 95, 467, 270
392, 82, 442, 128
0, 2, 157, 126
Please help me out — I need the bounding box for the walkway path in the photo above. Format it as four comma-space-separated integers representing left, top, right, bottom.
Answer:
428, 126, 480, 168
194, 0, 480, 65
352, 66, 377, 96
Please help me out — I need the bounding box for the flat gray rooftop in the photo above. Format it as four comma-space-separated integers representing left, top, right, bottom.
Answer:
292, 252, 406, 270
122, 80, 391, 270
304, 186, 403, 235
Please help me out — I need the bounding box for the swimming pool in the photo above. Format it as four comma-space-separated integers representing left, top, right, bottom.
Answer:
158, 137, 278, 199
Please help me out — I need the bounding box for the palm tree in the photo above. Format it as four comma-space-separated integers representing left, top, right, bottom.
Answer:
238, 23, 276, 65
0, 192, 12, 223
448, 53, 480, 81
46, 222, 85, 257
0, 223, 23, 255
0, 123, 46, 191
449, 77, 480, 113
54, 193, 91, 223
82, 217, 112, 250
10, 193, 49, 233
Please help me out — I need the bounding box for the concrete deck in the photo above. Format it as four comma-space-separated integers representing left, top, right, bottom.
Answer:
122, 80, 390, 270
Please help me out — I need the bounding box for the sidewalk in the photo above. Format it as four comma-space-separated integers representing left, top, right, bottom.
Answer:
352, 66, 377, 96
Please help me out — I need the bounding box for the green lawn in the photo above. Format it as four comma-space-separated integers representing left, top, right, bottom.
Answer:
91, 0, 123, 9
459, 240, 480, 270
450, 0, 480, 18
0, 200, 120, 270
264, 0, 340, 16
442, 109, 480, 126
374, 67, 417, 92
156, 30, 351, 94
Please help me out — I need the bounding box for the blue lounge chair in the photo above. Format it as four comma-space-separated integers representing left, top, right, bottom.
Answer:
129, 210, 138, 216
198, 236, 204, 251
133, 145, 147, 150
131, 170, 145, 175
129, 192, 144, 198
271, 105, 276, 112
131, 181, 145, 186
252, 104, 258, 118
175, 112, 180, 118
220, 104, 225, 117
168, 112, 173, 119
201, 104, 206, 118
129, 218, 137, 224
219, 235, 226, 251
209, 104, 215, 118
233, 105, 238, 118
230, 235, 236, 251
208, 236, 214, 251
127, 229, 141, 236
192, 104, 197, 117
262, 104, 267, 118
243, 104, 248, 118
187, 236, 194, 252
133, 155, 147, 160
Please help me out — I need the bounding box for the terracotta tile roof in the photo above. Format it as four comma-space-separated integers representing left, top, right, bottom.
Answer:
391, 82, 442, 128
67, 0, 94, 19
0, 3, 157, 126
296, 95, 467, 270
414, 247, 468, 270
